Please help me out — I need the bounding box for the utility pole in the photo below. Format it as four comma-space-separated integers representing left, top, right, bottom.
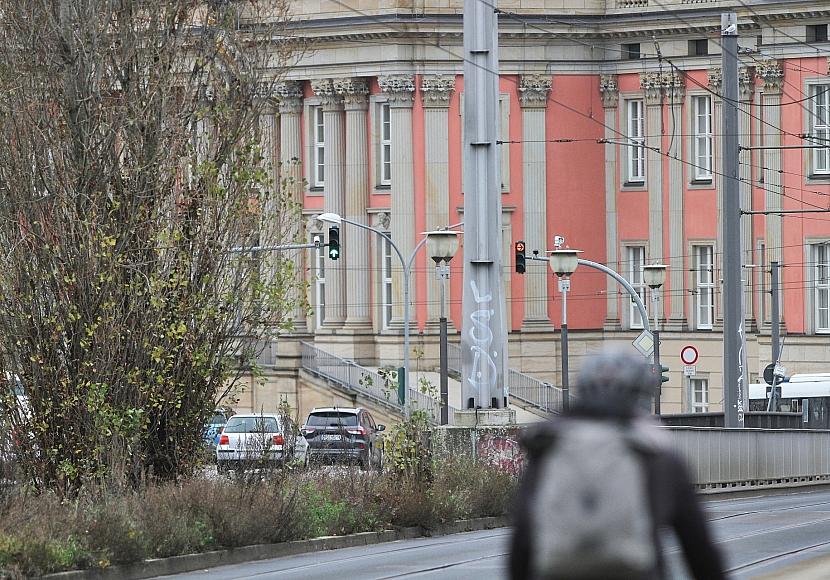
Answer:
460, 0, 508, 410
722, 12, 745, 428
771, 261, 781, 366
767, 261, 781, 412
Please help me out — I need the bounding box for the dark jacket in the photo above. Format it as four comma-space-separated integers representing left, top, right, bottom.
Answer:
509, 416, 727, 580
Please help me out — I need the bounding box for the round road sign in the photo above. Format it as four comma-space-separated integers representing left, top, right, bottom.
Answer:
680, 345, 699, 366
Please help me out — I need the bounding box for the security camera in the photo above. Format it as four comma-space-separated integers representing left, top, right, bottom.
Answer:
554, 236, 565, 248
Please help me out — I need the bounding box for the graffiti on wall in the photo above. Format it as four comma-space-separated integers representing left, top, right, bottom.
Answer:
476, 432, 524, 475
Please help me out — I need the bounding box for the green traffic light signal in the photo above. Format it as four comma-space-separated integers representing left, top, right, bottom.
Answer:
328, 226, 340, 260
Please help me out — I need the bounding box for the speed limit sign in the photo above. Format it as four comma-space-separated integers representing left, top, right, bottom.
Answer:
680, 345, 699, 366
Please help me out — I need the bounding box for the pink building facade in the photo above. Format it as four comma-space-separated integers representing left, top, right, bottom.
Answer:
267, 1, 830, 415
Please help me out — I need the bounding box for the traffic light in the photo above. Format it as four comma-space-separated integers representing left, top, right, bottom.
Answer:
650, 364, 670, 384
515, 240, 526, 274
328, 226, 340, 260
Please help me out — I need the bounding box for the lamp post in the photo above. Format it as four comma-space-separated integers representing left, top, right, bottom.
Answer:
426, 231, 461, 425
316, 213, 462, 417
643, 264, 668, 415
548, 248, 582, 413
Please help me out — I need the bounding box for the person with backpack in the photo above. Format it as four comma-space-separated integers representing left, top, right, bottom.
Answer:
509, 348, 727, 580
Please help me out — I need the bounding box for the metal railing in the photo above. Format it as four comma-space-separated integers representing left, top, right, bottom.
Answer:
301, 342, 401, 409
666, 427, 830, 491
447, 343, 564, 414
301, 342, 456, 424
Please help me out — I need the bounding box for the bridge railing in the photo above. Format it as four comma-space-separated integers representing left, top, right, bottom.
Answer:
447, 343, 563, 414
301, 342, 456, 424
666, 427, 830, 491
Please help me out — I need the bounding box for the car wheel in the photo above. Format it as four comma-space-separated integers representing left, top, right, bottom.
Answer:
375, 448, 384, 472
360, 451, 371, 471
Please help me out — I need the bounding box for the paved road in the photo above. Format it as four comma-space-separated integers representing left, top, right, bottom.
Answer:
155, 489, 830, 579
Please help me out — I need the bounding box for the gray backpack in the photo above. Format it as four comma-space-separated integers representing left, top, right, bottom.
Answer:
529, 420, 657, 580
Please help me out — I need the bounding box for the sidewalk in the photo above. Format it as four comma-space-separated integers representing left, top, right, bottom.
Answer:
755, 553, 830, 579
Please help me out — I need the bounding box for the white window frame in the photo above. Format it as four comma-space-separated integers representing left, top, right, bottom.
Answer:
690, 378, 709, 413
626, 245, 647, 329
311, 105, 325, 188
694, 245, 715, 330
379, 103, 392, 186
693, 95, 713, 181
381, 233, 393, 329
313, 236, 326, 328
815, 243, 830, 333
626, 100, 645, 183
812, 85, 830, 175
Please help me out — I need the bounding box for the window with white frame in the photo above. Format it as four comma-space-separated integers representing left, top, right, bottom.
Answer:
626, 100, 645, 183
693, 95, 713, 180
815, 243, 830, 333
311, 106, 325, 188
627, 246, 647, 329
694, 245, 715, 329
379, 103, 392, 186
811, 85, 830, 175
381, 233, 393, 328
690, 378, 709, 413
313, 237, 326, 328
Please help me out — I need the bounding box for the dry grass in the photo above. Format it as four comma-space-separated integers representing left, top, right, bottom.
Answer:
0, 458, 517, 576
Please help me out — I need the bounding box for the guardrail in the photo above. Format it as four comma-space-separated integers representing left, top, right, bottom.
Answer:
666, 427, 830, 491
301, 342, 456, 424
447, 343, 563, 414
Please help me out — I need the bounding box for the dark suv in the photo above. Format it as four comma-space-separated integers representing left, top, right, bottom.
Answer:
302, 407, 385, 470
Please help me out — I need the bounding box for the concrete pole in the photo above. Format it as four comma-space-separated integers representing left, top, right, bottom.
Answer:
771, 261, 781, 365
721, 13, 745, 428
461, 0, 508, 409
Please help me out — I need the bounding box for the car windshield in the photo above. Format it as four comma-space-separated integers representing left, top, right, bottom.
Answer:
223, 417, 279, 433
306, 412, 358, 427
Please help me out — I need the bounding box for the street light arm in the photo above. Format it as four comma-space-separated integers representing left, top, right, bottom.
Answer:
577, 258, 651, 332
339, 216, 406, 270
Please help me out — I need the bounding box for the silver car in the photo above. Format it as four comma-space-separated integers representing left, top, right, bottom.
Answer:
216, 413, 308, 472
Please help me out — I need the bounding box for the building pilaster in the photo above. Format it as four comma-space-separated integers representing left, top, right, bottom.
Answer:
379, 74, 416, 328
664, 72, 686, 330
739, 67, 756, 331
311, 78, 346, 328
600, 75, 621, 330
519, 74, 553, 330
275, 80, 307, 333
641, 72, 664, 320
421, 75, 455, 331
757, 61, 784, 329
334, 78, 373, 331
708, 68, 725, 329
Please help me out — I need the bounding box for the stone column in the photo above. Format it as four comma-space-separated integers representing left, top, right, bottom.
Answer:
519, 74, 552, 329
739, 67, 756, 330
421, 75, 455, 330
335, 78, 372, 331
311, 78, 346, 328
379, 74, 416, 327
276, 80, 307, 333
708, 68, 725, 327
664, 72, 686, 329
757, 61, 784, 329
641, 72, 664, 319
600, 75, 621, 330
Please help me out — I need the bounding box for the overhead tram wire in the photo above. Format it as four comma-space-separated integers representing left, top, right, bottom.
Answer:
323, 0, 829, 213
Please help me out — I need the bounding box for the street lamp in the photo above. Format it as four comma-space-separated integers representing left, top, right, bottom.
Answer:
316, 213, 462, 418
426, 230, 461, 426
548, 248, 582, 413
643, 264, 667, 415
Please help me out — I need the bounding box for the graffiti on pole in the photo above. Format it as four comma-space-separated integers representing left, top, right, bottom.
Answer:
467, 280, 497, 401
